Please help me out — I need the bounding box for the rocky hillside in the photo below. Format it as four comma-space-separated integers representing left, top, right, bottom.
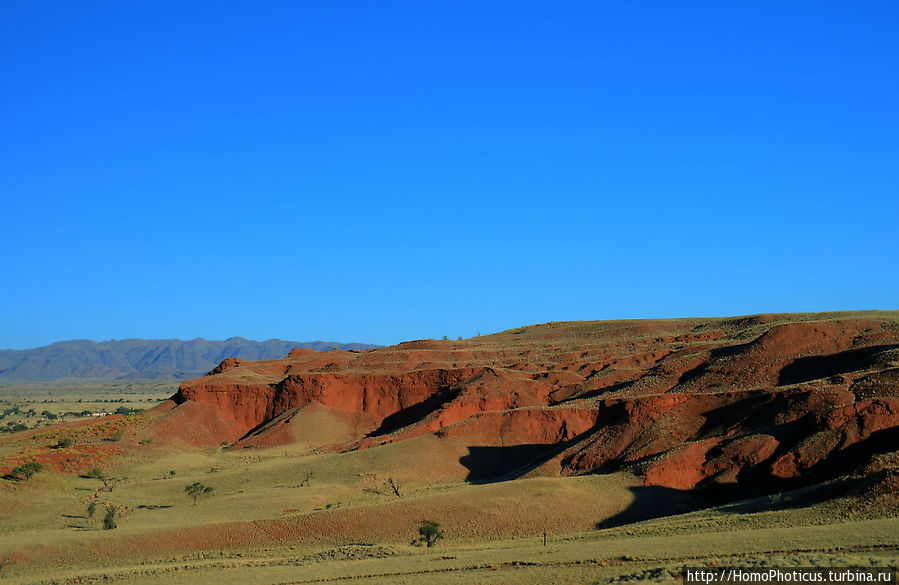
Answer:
169, 311, 899, 498
0, 338, 380, 381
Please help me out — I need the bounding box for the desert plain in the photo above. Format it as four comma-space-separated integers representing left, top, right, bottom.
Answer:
1, 312, 897, 584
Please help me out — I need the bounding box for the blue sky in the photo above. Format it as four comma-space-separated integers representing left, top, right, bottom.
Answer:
1, 1, 897, 349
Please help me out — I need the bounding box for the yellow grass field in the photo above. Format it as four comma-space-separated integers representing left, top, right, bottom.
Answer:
1, 414, 896, 585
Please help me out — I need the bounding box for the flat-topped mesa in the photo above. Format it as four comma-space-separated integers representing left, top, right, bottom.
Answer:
167, 312, 899, 492
175, 365, 555, 441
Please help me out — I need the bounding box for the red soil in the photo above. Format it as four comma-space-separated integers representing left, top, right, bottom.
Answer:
0, 413, 138, 477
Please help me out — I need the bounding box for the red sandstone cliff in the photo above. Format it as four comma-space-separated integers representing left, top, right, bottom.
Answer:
170, 312, 899, 493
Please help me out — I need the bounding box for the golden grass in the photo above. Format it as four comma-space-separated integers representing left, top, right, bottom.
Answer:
1, 430, 896, 585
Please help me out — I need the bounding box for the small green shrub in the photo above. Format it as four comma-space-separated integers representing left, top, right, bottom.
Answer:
56, 437, 73, 449
9, 461, 42, 481
103, 506, 117, 530
87, 500, 97, 517
85, 467, 105, 480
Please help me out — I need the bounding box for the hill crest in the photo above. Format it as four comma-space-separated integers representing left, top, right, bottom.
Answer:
168, 311, 899, 495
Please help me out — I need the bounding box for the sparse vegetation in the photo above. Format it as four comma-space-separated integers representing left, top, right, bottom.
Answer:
0, 381, 173, 432
114, 406, 143, 415
185, 482, 214, 505
0, 313, 897, 583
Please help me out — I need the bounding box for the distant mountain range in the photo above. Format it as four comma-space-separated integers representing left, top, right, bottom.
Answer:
0, 338, 380, 381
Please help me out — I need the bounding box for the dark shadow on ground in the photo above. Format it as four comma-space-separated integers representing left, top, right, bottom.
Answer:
460, 419, 608, 484
572, 381, 634, 402
697, 393, 816, 440
595, 486, 701, 528
460, 444, 559, 483
368, 388, 459, 437
778, 345, 898, 386
719, 476, 861, 515
595, 425, 899, 530
675, 342, 752, 387
238, 406, 299, 441
594, 473, 864, 531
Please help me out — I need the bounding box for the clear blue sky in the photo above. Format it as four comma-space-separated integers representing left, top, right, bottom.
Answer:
1, 1, 897, 349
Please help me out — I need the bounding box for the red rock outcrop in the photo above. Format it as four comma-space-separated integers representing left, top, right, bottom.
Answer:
166, 312, 899, 494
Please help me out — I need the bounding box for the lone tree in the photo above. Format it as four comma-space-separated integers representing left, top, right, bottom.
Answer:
185, 482, 213, 505
9, 461, 42, 481
418, 520, 443, 547
84, 467, 125, 492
